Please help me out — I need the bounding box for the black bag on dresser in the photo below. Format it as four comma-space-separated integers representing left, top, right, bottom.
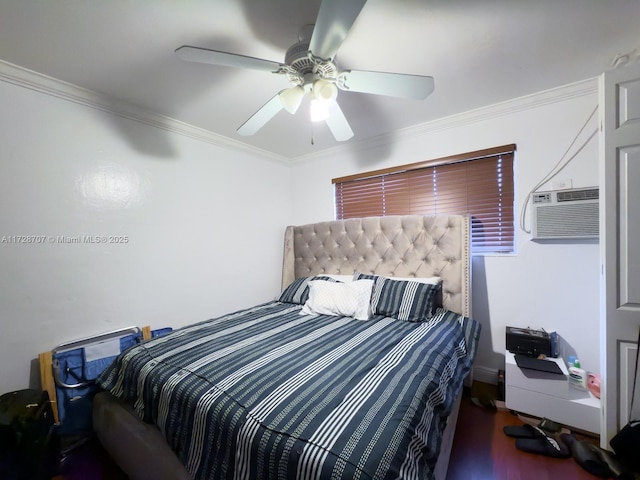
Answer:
0, 389, 59, 480
610, 327, 640, 473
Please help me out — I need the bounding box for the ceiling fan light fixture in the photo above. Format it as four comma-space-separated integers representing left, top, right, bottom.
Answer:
310, 98, 331, 122
313, 79, 338, 102
279, 86, 305, 114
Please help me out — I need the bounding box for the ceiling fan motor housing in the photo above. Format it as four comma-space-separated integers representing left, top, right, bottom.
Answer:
284, 40, 337, 85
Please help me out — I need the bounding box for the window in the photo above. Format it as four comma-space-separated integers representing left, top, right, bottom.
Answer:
333, 144, 516, 253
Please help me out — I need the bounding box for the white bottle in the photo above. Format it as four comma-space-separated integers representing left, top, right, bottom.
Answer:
568, 359, 587, 390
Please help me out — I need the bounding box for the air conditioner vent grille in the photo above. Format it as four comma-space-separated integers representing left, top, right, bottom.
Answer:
536, 204, 599, 237
557, 188, 599, 202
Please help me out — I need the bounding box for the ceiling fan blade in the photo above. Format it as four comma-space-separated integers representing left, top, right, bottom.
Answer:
337, 70, 435, 100
309, 0, 367, 61
237, 92, 285, 136
175, 46, 283, 73
325, 102, 354, 141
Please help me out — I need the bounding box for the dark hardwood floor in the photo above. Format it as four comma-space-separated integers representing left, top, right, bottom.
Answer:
53, 383, 605, 480
447, 384, 604, 480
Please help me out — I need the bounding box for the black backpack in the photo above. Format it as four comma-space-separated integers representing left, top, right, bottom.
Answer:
0, 389, 59, 480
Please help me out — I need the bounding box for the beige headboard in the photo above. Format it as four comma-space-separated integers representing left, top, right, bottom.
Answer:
281, 215, 471, 317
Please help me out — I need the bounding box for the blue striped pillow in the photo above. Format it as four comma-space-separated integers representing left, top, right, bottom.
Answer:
353, 272, 441, 322
278, 276, 340, 305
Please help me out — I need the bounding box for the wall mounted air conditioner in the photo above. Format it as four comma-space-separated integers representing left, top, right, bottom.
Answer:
531, 187, 599, 240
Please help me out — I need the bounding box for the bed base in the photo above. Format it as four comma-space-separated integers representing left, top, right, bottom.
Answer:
92, 390, 461, 480
93, 391, 191, 480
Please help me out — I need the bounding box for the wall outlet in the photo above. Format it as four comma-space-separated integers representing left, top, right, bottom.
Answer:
551, 178, 573, 190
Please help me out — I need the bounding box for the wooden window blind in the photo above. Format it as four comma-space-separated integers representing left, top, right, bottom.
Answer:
333, 145, 516, 253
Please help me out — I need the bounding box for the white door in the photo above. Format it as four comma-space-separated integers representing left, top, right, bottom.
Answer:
600, 61, 640, 446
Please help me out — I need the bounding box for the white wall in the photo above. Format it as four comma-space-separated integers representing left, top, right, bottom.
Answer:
0, 73, 292, 392
289, 79, 601, 380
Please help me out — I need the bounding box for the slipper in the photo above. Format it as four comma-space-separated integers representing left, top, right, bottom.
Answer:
515, 435, 572, 458
503, 424, 547, 439
560, 434, 615, 478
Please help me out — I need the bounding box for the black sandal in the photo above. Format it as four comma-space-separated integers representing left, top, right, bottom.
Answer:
503, 424, 547, 439
560, 434, 617, 478
515, 435, 571, 458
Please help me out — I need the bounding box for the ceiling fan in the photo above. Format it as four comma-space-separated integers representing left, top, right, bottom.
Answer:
175, 0, 434, 142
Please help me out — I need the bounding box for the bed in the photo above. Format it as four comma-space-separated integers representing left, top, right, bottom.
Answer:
92, 214, 479, 480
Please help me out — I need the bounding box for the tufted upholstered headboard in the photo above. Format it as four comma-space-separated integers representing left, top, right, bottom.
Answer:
281, 215, 471, 317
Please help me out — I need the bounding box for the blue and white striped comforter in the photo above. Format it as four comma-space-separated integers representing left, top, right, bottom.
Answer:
97, 301, 480, 480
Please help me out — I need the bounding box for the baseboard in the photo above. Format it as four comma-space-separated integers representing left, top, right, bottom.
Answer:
473, 365, 499, 385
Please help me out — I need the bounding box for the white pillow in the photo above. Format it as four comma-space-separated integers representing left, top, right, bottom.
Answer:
300, 279, 374, 320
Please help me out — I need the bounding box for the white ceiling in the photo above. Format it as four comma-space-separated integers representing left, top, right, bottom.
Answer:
1, 0, 639, 159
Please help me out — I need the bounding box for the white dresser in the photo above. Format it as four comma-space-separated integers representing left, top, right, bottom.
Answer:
504, 351, 601, 434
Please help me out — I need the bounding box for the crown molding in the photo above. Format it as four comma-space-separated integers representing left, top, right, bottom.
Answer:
292, 77, 599, 164
0, 59, 289, 165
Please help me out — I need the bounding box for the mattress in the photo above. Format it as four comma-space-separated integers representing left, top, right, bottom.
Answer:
96, 300, 479, 480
